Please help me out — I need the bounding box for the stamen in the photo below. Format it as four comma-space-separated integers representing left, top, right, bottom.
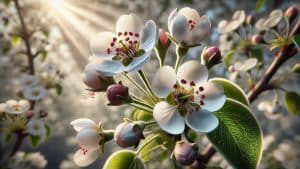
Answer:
135, 33, 139, 37
129, 32, 133, 36
199, 86, 204, 92
110, 42, 115, 47
113, 37, 117, 42
200, 100, 204, 105
201, 95, 205, 99
190, 81, 195, 86
125, 37, 130, 41
118, 32, 122, 36
124, 32, 128, 36
173, 84, 178, 89
181, 79, 187, 84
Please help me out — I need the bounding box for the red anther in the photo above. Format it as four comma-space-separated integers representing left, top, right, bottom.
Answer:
196, 91, 199, 94
135, 33, 139, 37
190, 81, 195, 86
190, 25, 195, 29
133, 40, 138, 44
110, 42, 115, 47
113, 37, 117, 42
124, 32, 128, 36
129, 32, 133, 36
125, 37, 130, 41
201, 95, 205, 99
188, 20, 193, 23
181, 79, 187, 84
199, 86, 204, 92
129, 41, 133, 44
200, 100, 204, 105
107, 48, 111, 54
173, 84, 178, 89
118, 32, 122, 36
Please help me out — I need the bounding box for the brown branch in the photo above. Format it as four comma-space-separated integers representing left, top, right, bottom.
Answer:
191, 44, 298, 168
9, 132, 27, 158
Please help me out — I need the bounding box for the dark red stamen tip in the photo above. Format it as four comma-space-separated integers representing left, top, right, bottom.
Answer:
181, 79, 187, 84
190, 81, 195, 86
199, 86, 204, 92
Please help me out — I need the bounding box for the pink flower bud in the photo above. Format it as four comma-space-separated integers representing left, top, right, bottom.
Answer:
83, 63, 114, 91
203, 46, 222, 69
106, 82, 129, 106
159, 29, 169, 46
174, 141, 198, 166
114, 122, 145, 148
39, 109, 48, 118
26, 111, 34, 118
285, 6, 298, 21
251, 34, 263, 45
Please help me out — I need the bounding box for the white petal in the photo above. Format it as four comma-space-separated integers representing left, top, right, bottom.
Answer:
194, 82, 225, 112
125, 51, 151, 72
170, 15, 189, 43
18, 100, 30, 111
233, 58, 257, 72
255, 18, 267, 30
116, 14, 143, 35
76, 128, 100, 149
264, 9, 283, 28
168, 8, 178, 31
140, 20, 157, 52
232, 10, 245, 24
178, 7, 201, 24
186, 15, 211, 45
71, 118, 96, 132
74, 148, 100, 167
218, 20, 228, 34
6, 100, 17, 107
152, 66, 177, 98
185, 110, 219, 133
153, 102, 185, 134
95, 60, 125, 76
177, 60, 208, 85
90, 32, 116, 59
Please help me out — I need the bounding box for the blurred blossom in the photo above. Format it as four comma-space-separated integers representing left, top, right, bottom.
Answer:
231, 58, 258, 72
4, 99, 30, 114
20, 74, 39, 88
9, 151, 47, 169
218, 10, 245, 34
263, 135, 275, 151
255, 10, 283, 31
258, 100, 282, 120
23, 86, 47, 101
273, 142, 296, 165
168, 7, 211, 46
27, 119, 46, 137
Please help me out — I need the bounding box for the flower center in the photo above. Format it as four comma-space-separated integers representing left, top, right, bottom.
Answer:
79, 146, 89, 155
188, 19, 196, 30
169, 79, 206, 115
106, 32, 144, 66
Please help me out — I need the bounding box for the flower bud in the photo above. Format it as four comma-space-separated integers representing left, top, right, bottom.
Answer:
106, 82, 130, 106
246, 15, 255, 25
202, 46, 222, 69
174, 141, 198, 166
83, 63, 114, 92
285, 6, 298, 23
26, 111, 34, 118
39, 109, 48, 118
114, 121, 145, 148
159, 29, 169, 46
251, 34, 264, 45
156, 29, 171, 65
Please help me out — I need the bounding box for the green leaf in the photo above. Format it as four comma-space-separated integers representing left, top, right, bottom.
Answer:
224, 51, 234, 67
103, 150, 145, 169
3, 0, 11, 6
210, 78, 249, 106
30, 135, 41, 148
40, 49, 48, 62
10, 35, 21, 46
45, 124, 51, 138
112, 55, 122, 61
291, 63, 300, 73
283, 92, 300, 115
292, 34, 300, 53
55, 83, 63, 95
207, 99, 262, 169
256, 0, 267, 12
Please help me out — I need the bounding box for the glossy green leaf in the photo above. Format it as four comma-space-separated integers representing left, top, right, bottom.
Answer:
55, 83, 63, 96
283, 92, 300, 115
224, 51, 234, 67
103, 150, 145, 169
30, 135, 41, 148
207, 99, 262, 169
256, 0, 267, 12
292, 34, 300, 53
291, 64, 300, 73
210, 78, 249, 106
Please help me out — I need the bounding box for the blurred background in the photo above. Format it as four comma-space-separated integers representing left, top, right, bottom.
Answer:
0, 0, 300, 169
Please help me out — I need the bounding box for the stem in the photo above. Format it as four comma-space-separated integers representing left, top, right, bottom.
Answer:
9, 132, 27, 157
136, 134, 160, 155
129, 103, 153, 113
139, 144, 164, 159
137, 70, 157, 100
131, 98, 153, 110
193, 44, 298, 168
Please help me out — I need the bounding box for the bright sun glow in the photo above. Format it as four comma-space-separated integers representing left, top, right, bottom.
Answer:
48, 0, 64, 11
